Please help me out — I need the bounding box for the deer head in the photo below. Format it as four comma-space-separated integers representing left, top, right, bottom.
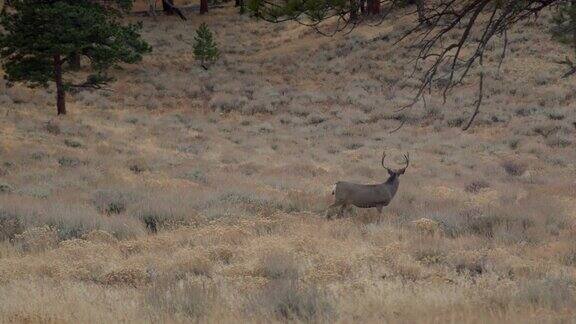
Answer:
381, 151, 410, 177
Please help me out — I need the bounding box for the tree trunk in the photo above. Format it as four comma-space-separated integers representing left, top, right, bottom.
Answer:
349, 0, 359, 21
235, 0, 240, 7
162, 0, 174, 15
370, 0, 380, 15
68, 52, 81, 71
200, 0, 208, 14
53, 54, 66, 115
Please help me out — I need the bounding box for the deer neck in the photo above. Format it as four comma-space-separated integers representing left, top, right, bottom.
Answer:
384, 174, 400, 198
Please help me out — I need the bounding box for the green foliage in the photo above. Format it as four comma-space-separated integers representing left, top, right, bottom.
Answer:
550, 2, 576, 77
248, 0, 350, 22
304, 0, 329, 21
395, 0, 414, 7
551, 2, 576, 49
114, 0, 135, 11
0, 0, 151, 113
193, 23, 219, 69
248, 0, 262, 16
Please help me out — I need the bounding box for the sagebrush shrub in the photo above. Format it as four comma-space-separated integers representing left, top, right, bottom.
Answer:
0, 210, 24, 241
92, 190, 128, 215
257, 280, 334, 322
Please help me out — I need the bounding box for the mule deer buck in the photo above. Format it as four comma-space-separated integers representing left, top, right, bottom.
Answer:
326, 151, 409, 219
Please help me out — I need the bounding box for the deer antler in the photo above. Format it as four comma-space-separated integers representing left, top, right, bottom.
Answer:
381, 151, 392, 172
399, 153, 410, 174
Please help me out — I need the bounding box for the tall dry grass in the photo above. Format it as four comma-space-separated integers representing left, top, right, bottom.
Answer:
0, 3, 575, 323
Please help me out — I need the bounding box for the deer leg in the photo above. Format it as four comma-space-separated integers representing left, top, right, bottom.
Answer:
338, 204, 347, 218
376, 205, 383, 223
346, 205, 354, 216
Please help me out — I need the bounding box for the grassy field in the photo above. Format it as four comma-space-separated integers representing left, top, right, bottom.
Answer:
0, 4, 576, 323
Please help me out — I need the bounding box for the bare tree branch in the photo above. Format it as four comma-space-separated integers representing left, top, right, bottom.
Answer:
251, 0, 566, 129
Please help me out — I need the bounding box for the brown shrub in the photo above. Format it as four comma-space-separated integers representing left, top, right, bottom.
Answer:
100, 267, 150, 287
256, 249, 301, 280
0, 210, 24, 241
411, 218, 442, 236
465, 180, 490, 194
13, 226, 59, 253
81, 230, 118, 244
501, 160, 527, 177
253, 280, 334, 322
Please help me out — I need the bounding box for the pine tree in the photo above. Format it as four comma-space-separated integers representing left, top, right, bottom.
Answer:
193, 23, 219, 70
551, 0, 576, 77
235, 0, 246, 14
0, 0, 151, 115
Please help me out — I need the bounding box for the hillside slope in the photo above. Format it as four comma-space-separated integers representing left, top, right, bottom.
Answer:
0, 5, 575, 322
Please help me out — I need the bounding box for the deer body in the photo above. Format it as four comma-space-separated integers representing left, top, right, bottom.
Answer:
327, 151, 408, 219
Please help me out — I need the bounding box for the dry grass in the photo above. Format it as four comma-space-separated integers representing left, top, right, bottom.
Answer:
0, 2, 575, 322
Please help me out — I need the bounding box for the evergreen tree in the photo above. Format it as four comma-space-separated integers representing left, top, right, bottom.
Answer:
193, 23, 219, 70
235, 0, 246, 14
0, 0, 151, 115
551, 0, 576, 77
